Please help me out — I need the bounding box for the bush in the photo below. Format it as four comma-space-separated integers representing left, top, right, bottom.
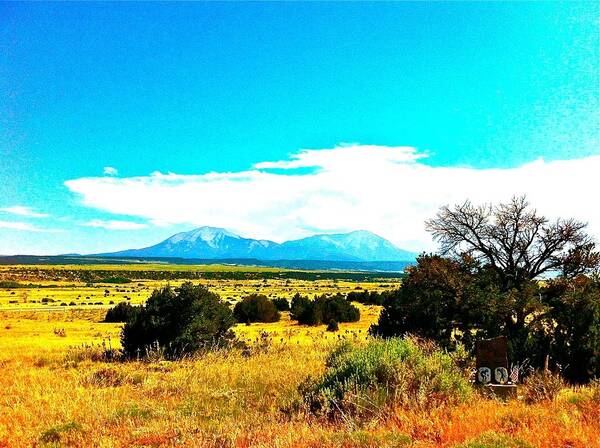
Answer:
104, 301, 139, 323
97, 276, 131, 284
0, 280, 22, 288
323, 430, 412, 448
326, 320, 339, 332
457, 432, 532, 448
522, 371, 565, 404
233, 294, 280, 323
346, 290, 387, 306
542, 276, 600, 383
291, 293, 360, 326
121, 282, 235, 359
39, 422, 83, 445
272, 297, 290, 311
290, 293, 313, 322
299, 337, 471, 420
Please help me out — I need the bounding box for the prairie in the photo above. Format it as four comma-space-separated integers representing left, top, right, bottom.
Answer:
0, 264, 598, 448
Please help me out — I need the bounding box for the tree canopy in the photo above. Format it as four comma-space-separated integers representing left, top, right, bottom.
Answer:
426, 195, 599, 290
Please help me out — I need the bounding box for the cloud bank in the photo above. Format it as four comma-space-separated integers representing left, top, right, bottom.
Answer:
103, 167, 118, 176
0, 206, 49, 218
0, 221, 50, 232
82, 219, 148, 230
65, 145, 600, 251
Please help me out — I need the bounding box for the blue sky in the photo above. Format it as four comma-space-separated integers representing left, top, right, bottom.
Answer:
1, 2, 599, 255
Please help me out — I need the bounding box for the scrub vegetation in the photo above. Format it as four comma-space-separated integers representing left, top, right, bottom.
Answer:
1, 198, 599, 447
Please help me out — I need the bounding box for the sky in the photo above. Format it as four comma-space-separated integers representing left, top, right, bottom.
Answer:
0, 2, 599, 255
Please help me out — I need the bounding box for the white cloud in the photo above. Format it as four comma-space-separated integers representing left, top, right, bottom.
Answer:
65, 145, 600, 251
0, 205, 49, 218
82, 219, 148, 230
103, 166, 118, 176
0, 220, 46, 232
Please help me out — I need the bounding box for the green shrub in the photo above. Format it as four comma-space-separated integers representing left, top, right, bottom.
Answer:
121, 282, 235, 359
0, 280, 22, 288
457, 432, 532, 448
299, 337, 471, 420
104, 301, 139, 323
326, 320, 339, 332
97, 276, 131, 284
291, 293, 360, 326
39, 422, 83, 445
233, 294, 280, 323
290, 293, 312, 321
323, 430, 411, 448
113, 404, 153, 420
272, 297, 290, 311
522, 371, 565, 404
346, 290, 388, 306
543, 276, 600, 383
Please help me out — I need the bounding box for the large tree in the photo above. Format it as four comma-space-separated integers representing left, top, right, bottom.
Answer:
373, 197, 600, 380
425, 196, 599, 291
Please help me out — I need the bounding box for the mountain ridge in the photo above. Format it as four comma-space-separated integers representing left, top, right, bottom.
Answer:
98, 226, 415, 262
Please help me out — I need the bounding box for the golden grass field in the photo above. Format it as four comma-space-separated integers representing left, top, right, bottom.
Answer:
0, 264, 599, 448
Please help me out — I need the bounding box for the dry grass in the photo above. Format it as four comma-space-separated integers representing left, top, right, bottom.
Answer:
0, 267, 598, 447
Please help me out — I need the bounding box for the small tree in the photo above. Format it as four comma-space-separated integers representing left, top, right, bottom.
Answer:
315, 294, 360, 324
326, 319, 339, 332
272, 297, 290, 311
370, 255, 471, 346
121, 282, 235, 359
292, 293, 360, 326
346, 290, 386, 305
290, 293, 312, 321
234, 294, 280, 323
104, 301, 138, 323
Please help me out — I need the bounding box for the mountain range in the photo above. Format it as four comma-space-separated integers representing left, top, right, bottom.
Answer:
99, 226, 415, 262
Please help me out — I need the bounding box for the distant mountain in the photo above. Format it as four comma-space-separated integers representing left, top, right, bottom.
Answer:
271, 230, 414, 261
103, 227, 278, 259
99, 226, 416, 262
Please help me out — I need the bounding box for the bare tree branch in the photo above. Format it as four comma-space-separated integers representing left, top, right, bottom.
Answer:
425, 195, 599, 290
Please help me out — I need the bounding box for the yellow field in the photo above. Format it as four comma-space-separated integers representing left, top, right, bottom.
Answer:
0, 265, 598, 448
0, 264, 399, 310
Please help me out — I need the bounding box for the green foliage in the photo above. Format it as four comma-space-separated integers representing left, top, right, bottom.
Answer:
457, 432, 532, 448
370, 255, 473, 347
522, 371, 565, 404
346, 290, 387, 305
326, 319, 339, 332
291, 293, 360, 326
299, 337, 471, 420
233, 294, 281, 323
370, 254, 600, 382
389, 198, 600, 383
104, 301, 138, 323
95, 276, 132, 284
39, 422, 83, 445
290, 293, 313, 321
121, 282, 235, 359
272, 297, 290, 311
322, 430, 412, 448
0, 280, 23, 288
542, 276, 600, 383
